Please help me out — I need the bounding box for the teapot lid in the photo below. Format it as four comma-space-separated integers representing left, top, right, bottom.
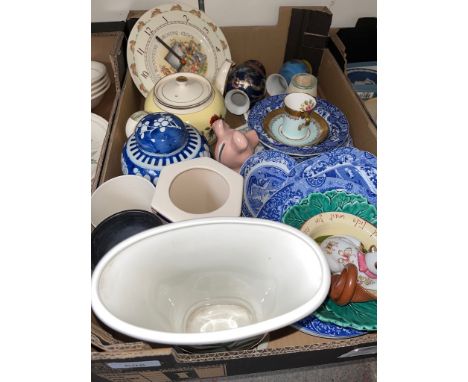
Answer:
134, 112, 188, 154
154, 73, 213, 110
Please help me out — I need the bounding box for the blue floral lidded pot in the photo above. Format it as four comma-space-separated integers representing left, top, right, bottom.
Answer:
225, 61, 266, 105
121, 112, 211, 185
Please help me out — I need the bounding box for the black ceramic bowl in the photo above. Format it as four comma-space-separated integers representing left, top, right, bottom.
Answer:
91, 209, 163, 270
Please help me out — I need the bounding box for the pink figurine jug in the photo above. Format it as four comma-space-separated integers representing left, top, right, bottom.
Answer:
211, 117, 259, 172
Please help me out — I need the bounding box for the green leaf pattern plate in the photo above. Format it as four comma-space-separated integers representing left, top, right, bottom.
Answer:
314, 299, 377, 331
282, 190, 377, 229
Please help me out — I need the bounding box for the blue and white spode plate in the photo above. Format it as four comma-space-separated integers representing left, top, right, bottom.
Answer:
292, 315, 366, 339
248, 94, 349, 157
256, 147, 377, 221
240, 150, 296, 217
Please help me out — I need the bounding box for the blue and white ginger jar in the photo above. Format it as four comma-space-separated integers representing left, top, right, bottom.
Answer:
121, 112, 211, 185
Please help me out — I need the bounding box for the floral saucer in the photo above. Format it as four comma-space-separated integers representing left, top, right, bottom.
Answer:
248, 94, 349, 156
292, 314, 366, 339
240, 150, 296, 217
262, 109, 329, 147
256, 147, 377, 221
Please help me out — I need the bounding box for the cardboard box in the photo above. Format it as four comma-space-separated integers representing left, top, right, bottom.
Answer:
91, 31, 126, 192
92, 7, 377, 381
329, 27, 377, 128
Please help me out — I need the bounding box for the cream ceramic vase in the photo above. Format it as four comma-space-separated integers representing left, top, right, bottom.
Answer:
144, 61, 232, 146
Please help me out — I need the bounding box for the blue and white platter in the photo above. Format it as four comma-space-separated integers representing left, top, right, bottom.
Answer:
256, 147, 377, 221
240, 150, 296, 217
292, 314, 366, 339
248, 94, 350, 157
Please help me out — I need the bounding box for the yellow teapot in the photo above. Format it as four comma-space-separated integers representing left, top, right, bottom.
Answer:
144, 60, 233, 145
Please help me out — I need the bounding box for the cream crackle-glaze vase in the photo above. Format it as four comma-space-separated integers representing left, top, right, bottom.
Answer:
143, 60, 233, 146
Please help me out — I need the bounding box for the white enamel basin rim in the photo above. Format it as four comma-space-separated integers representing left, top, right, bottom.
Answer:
91, 217, 331, 346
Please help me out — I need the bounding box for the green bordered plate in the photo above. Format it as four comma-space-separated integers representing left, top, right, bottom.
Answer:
282, 190, 377, 229
314, 299, 377, 331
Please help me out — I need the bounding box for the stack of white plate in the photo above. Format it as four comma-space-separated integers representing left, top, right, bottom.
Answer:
91, 61, 111, 109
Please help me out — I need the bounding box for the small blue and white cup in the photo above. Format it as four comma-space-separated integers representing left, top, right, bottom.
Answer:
282, 93, 317, 140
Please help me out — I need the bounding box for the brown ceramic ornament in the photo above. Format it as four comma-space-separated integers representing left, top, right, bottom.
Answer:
329, 264, 376, 305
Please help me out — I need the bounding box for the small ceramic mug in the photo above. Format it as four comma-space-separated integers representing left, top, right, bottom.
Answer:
281, 93, 317, 140
265, 73, 288, 96
287, 73, 318, 97
225, 89, 250, 115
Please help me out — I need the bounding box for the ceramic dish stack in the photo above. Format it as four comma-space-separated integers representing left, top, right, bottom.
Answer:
239, 146, 378, 339
91, 61, 111, 109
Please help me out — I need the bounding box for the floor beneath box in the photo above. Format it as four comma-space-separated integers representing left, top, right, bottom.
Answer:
185, 357, 376, 381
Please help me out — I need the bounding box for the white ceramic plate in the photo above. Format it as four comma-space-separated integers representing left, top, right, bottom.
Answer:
91, 113, 108, 182
127, 3, 231, 97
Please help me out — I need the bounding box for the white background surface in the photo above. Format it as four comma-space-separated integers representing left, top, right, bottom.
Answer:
92, 0, 377, 28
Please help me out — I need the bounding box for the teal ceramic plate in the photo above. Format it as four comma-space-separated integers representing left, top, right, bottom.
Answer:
314, 299, 377, 331
282, 190, 377, 229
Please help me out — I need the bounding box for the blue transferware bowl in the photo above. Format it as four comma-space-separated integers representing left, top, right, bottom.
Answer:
121, 112, 211, 185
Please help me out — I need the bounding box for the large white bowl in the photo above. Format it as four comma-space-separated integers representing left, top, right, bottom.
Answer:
91, 217, 330, 346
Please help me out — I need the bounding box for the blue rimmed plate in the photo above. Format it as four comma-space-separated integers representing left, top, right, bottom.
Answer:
256, 147, 376, 221
292, 315, 366, 339
248, 94, 349, 157
240, 150, 296, 217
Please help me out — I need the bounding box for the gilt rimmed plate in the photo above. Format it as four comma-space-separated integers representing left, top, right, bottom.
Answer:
262, 109, 329, 147
128, 3, 231, 97
248, 94, 349, 156
240, 150, 296, 217
256, 148, 377, 221
91, 113, 108, 182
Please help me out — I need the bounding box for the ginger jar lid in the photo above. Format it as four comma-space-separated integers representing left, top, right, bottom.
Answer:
154, 73, 213, 110
135, 112, 188, 154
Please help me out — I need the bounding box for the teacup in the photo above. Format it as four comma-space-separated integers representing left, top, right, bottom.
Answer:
287, 73, 318, 97
281, 93, 317, 140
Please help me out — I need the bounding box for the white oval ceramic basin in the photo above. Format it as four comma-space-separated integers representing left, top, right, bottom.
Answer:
91, 217, 330, 345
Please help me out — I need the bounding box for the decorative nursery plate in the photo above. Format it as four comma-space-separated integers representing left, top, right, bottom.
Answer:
128, 3, 231, 97
256, 147, 377, 221
283, 191, 377, 229
301, 212, 377, 252
292, 314, 366, 339
91, 113, 108, 182
240, 150, 296, 217
248, 94, 349, 156
262, 109, 329, 147
314, 298, 377, 331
